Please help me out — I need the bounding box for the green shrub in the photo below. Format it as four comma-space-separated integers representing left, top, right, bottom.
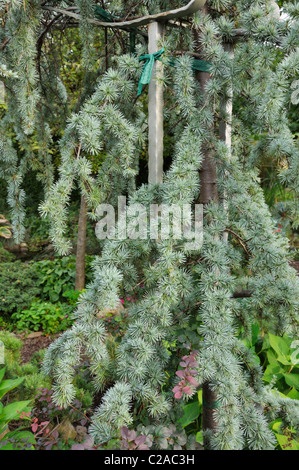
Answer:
11, 300, 74, 335
0, 261, 40, 319
261, 333, 299, 395
35, 255, 94, 303
35, 256, 77, 303
62, 289, 82, 306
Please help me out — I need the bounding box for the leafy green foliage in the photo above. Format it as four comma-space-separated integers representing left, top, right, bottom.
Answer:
0, 261, 40, 318
0, 429, 36, 451
62, 289, 82, 306
262, 334, 299, 393
11, 300, 73, 335
35, 257, 77, 303
243, 328, 299, 397
178, 391, 202, 430
270, 418, 299, 450
0, 374, 24, 400
0, 367, 35, 450
35, 255, 94, 303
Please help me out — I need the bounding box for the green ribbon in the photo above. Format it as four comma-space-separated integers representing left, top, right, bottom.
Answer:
94, 6, 137, 54
138, 48, 165, 96
192, 59, 212, 73
138, 52, 211, 96
94, 5, 115, 22
168, 57, 212, 73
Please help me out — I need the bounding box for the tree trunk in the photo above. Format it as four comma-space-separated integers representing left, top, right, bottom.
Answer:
202, 382, 218, 438
75, 195, 87, 291
196, 67, 219, 205
195, 5, 219, 447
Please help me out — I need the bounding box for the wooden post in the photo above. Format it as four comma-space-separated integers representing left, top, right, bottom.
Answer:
219, 43, 234, 243
148, 21, 164, 184
219, 45, 233, 152
44, 3, 207, 188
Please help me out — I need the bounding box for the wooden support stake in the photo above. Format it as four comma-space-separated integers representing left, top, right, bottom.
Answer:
148, 21, 164, 184
219, 43, 234, 243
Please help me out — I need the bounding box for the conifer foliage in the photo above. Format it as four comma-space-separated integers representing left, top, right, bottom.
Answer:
0, 0, 298, 450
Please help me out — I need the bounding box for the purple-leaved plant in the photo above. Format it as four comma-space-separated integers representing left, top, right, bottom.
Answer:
172, 351, 199, 399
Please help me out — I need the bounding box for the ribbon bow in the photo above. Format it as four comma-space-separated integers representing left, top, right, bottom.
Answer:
137, 48, 165, 96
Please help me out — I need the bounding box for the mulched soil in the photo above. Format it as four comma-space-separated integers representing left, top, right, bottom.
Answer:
16, 332, 60, 364
290, 261, 299, 274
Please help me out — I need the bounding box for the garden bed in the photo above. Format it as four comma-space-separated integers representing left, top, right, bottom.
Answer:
16, 332, 59, 365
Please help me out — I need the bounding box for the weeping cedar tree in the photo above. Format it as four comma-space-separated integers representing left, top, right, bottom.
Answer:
1, 0, 299, 450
